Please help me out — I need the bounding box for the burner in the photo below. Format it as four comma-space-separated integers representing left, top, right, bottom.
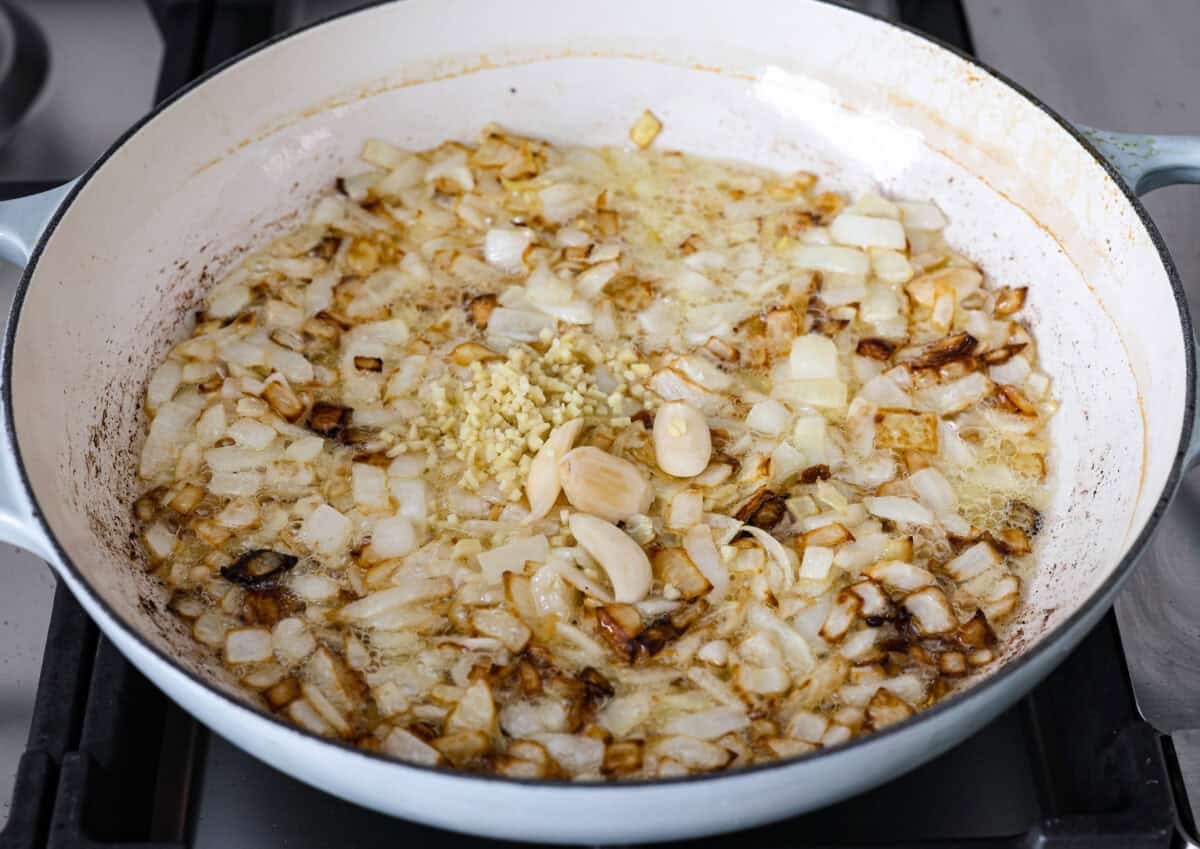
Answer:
0, 2, 47, 153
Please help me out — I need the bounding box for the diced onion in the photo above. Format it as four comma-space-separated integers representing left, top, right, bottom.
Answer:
389, 479, 427, 522
792, 415, 827, 463
206, 284, 251, 319
919, 372, 993, 415
774, 378, 847, 410
684, 524, 730, 602
597, 693, 652, 737
663, 707, 749, 740
285, 436, 323, 462
847, 192, 900, 219
225, 628, 273, 664
478, 535, 550, 584
833, 532, 890, 571
299, 504, 352, 554
856, 374, 911, 408
792, 244, 870, 275
500, 701, 570, 743
938, 420, 975, 467
870, 249, 914, 284
649, 368, 728, 415
863, 496, 933, 526
666, 491, 703, 529
990, 355, 1032, 385
859, 285, 901, 322
487, 307, 556, 342
351, 464, 391, 512
896, 200, 948, 231
820, 274, 869, 308
830, 213, 906, 250
144, 522, 177, 558
370, 516, 419, 559
265, 345, 314, 384
673, 354, 733, 392
229, 418, 277, 451
671, 268, 718, 298
770, 442, 806, 484
941, 513, 972, 536
339, 576, 454, 622
382, 728, 441, 765
146, 361, 182, 411
576, 261, 619, 298
208, 471, 263, 497
748, 604, 815, 673
736, 664, 791, 695
746, 399, 790, 436
289, 574, 340, 603
909, 467, 958, 513
790, 334, 839, 380
361, 138, 410, 169
425, 150, 474, 192
532, 734, 604, 776
741, 526, 799, 586
945, 541, 1000, 581
484, 228, 532, 272
799, 545, 834, 580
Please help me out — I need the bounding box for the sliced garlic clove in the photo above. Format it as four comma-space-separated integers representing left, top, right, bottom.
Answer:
653, 401, 712, 477
568, 513, 652, 603
525, 419, 584, 521
558, 446, 653, 522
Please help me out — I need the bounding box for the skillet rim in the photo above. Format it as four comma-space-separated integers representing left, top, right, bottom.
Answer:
3, 0, 1193, 793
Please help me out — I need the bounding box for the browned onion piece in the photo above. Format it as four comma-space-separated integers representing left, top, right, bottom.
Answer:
465, 293, 499, 329
308, 402, 351, 438
733, 489, 787, 529
910, 332, 978, 369
221, 549, 299, 587
856, 338, 894, 361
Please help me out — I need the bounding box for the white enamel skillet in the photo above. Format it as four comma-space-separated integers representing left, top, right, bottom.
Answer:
0, 0, 1198, 843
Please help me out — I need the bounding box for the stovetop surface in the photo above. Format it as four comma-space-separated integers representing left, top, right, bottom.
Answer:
0, 1, 1199, 847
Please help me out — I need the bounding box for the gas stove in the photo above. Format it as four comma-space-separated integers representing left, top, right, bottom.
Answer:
0, 2, 1197, 847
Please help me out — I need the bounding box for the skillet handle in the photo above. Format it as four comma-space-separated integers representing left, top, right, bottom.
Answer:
0, 181, 75, 266
1087, 128, 1200, 841
1080, 128, 1200, 195
0, 182, 77, 562
1080, 127, 1200, 471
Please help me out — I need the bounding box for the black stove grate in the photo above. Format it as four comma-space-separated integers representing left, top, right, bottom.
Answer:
0, 1, 1192, 846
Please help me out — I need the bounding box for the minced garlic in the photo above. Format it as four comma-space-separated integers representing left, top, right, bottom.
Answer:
400, 334, 643, 499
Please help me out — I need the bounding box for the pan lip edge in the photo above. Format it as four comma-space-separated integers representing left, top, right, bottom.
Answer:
0, 0, 1189, 800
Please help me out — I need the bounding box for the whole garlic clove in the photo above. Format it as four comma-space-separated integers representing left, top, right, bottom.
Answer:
525, 418, 584, 521
568, 513, 652, 603
558, 446, 653, 522
653, 402, 712, 477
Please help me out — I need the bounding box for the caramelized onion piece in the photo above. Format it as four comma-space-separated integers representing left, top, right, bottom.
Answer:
734, 489, 787, 529
465, 293, 499, 329
221, 550, 299, 587
308, 402, 351, 439
856, 338, 894, 361
993, 286, 1028, 317
910, 332, 978, 369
